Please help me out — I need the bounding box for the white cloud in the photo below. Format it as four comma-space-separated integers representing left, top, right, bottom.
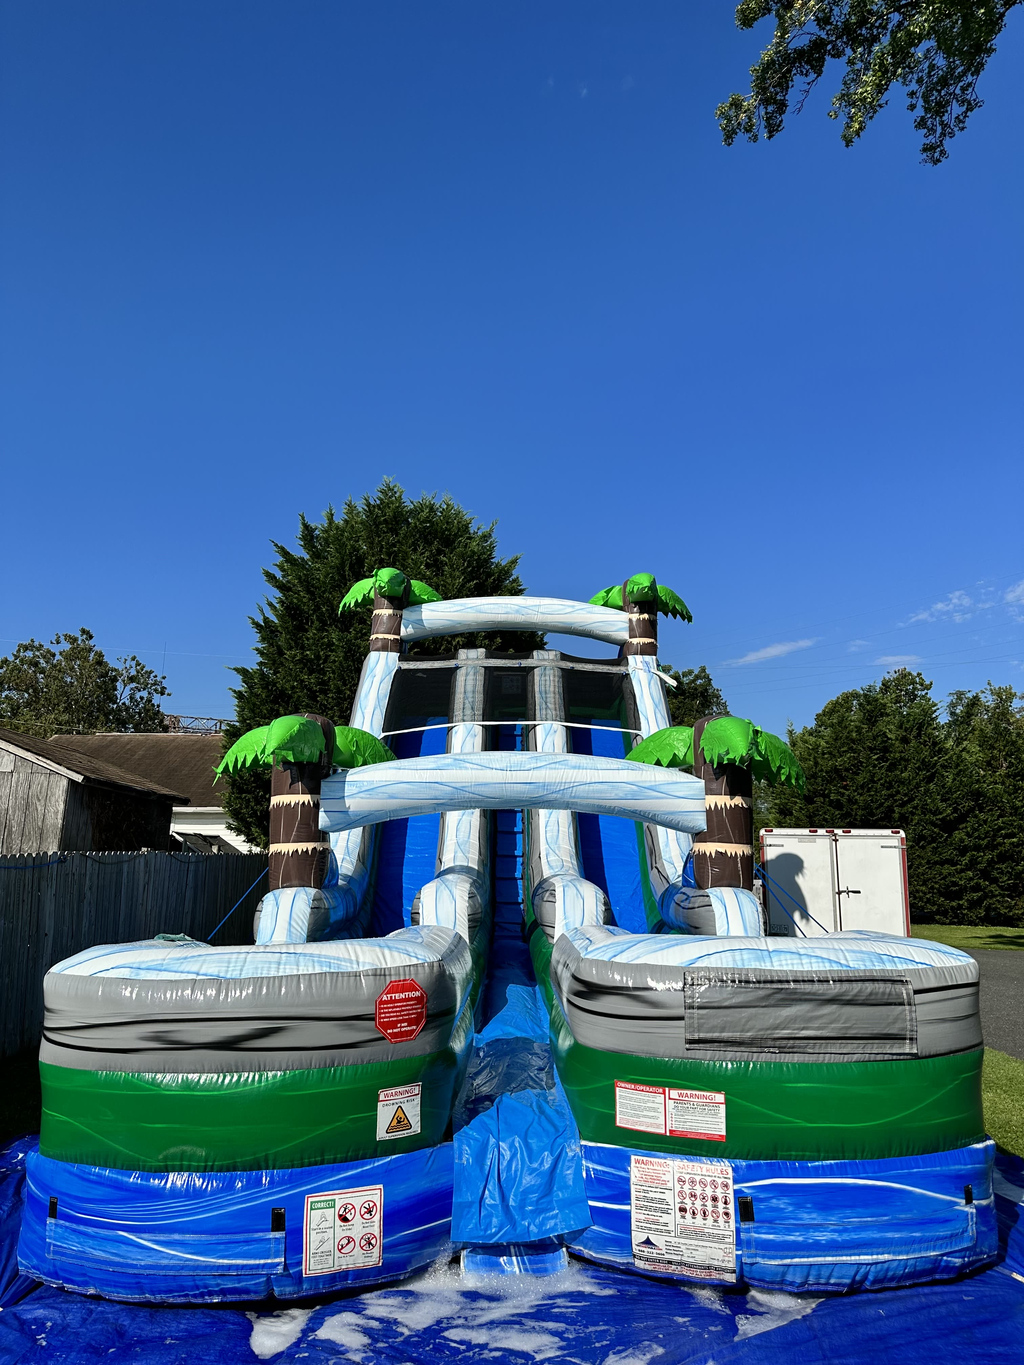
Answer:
847, 639, 870, 653
907, 589, 975, 624
1005, 580, 1024, 620
875, 655, 921, 666
724, 639, 816, 666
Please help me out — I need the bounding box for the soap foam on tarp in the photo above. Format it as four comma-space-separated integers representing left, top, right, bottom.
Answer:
247, 1308, 313, 1360
732, 1290, 824, 1341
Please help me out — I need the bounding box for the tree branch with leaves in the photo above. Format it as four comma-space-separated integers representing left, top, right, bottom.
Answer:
718, 0, 1020, 164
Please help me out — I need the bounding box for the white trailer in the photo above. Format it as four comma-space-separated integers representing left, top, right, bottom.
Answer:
758, 828, 911, 938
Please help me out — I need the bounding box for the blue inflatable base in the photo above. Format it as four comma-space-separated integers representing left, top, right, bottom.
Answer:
2, 1140, 1024, 1363
17, 1142, 454, 1303
572, 1138, 999, 1293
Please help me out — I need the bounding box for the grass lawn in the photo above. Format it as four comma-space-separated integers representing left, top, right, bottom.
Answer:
983, 1048, 1024, 1158
912, 923, 1024, 952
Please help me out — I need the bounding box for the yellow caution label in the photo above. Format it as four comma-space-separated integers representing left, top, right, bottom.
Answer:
385, 1105, 413, 1135
376, 1083, 422, 1140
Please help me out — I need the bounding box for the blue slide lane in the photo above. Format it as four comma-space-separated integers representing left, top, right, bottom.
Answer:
452, 726, 590, 1271
368, 719, 446, 934
573, 722, 650, 933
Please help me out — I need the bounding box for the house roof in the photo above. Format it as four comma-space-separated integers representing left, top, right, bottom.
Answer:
0, 728, 188, 802
47, 732, 225, 809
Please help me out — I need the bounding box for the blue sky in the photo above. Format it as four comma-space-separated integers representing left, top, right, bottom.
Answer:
2, 1, 1021, 734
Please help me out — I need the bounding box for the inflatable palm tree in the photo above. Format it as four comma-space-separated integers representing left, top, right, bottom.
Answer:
628, 715, 804, 892
589, 572, 691, 656
339, 567, 442, 653
218, 716, 394, 891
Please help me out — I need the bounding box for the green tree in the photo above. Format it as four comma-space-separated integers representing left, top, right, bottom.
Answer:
224, 480, 545, 847
766, 669, 973, 919
664, 665, 729, 728
0, 629, 169, 737
943, 684, 1024, 925
718, 1, 1020, 165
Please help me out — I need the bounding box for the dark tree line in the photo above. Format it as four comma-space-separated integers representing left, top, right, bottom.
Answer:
766, 670, 1024, 925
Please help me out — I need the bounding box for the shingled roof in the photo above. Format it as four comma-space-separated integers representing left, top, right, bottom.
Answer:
0, 728, 189, 802
48, 732, 226, 809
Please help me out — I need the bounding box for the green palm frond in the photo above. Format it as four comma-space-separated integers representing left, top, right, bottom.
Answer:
625, 726, 694, 769
374, 566, 408, 599
625, 572, 658, 602
332, 726, 397, 768
750, 727, 806, 791
693, 715, 805, 790
408, 579, 443, 606
338, 577, 375, 612
698, 716, 756, 768
588, 585, 624, 609
656, 585, 693, 621
263, 715, 328, 765
215, 725, 271, 778
589, 575, 691, 620
339, 567, 442, 613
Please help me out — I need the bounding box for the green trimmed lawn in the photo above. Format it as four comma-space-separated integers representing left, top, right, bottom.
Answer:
984, 1049, 1024, 1157
912, 923, 1024, 952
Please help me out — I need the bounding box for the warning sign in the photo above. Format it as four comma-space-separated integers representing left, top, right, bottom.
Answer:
377, 1082, 422, 1140
303, 1183, 383, 1277
615, 1081, 726, 1141
630, 1155, 736, 1282
375, 978, 428, 1043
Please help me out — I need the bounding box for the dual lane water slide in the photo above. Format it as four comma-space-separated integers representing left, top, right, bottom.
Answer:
19, 591, 995, 1300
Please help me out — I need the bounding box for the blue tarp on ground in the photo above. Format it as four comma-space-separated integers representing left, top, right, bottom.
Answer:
0, 1141, 1022, 1363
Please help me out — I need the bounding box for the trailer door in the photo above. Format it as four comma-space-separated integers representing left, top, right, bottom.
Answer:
833, 831, 909, 936
761, 832, 838, 936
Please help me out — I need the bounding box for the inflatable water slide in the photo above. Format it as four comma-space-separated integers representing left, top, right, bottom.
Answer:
17, 573, 995, 1301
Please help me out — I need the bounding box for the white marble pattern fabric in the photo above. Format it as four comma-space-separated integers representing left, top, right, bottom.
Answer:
320, 751, 707, 834
50, 926, 472, 981
401, 596, 629, 646
627, 656, 696, 901
561, 924, 976, 973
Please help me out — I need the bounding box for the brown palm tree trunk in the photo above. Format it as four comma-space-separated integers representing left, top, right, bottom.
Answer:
692, 714, 754, 892
369, 588, 406, 653
268, 714, 335, 892
621, 579, 658, 657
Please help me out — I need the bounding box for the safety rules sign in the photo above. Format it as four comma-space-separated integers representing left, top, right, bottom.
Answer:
377, 1083, 422, 1140
615, 1081, 726, 1141
375, 978, 427, 1043
630, 1155, 736, 1282
303, 1183, 383, 1277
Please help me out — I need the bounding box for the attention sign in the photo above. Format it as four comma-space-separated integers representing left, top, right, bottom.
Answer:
375, 978, 428, 1043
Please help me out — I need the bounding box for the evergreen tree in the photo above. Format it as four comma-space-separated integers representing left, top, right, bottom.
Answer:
224, 480, 544, 847
766, 670, 970, 922
0, 629, 168, 736
665, 664, 729, 728
944, 685, 1024, 926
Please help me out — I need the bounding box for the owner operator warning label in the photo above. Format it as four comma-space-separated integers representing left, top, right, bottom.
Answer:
303, 1184, 383, 1277
630, 1155, 736, 1281
615, 1081, 726, 1141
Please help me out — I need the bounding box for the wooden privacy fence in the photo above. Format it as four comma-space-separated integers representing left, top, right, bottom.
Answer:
0, 851, 268, 1057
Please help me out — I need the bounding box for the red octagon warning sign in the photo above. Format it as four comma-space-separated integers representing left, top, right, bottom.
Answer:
375, 978, 427, 1043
